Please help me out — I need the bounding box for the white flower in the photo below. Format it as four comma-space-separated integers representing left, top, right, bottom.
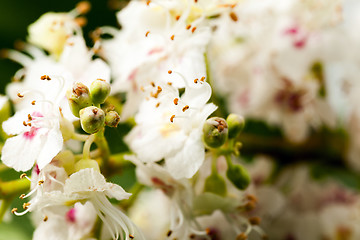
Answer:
126, 79, 217, 179
27, 2, 91, 57
26, 168, 144, 240
27, 12, 80, 57
5, 36, 110, 122
1, 102, 63, 172
33, 202, 97, 240
100, 0, 211, 118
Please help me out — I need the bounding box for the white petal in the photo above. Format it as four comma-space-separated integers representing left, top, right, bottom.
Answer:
165, 130, 205, 179
1, 133, 42, 172
125, 125, 186, 163
36, 126, 63, 170
2, 109, 30, 135
64, 168, 107, 195
65, 168, 130, 201
105, 184, 131, 201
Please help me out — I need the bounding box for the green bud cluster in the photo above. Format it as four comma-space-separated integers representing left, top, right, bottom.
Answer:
67, 80, 121, 134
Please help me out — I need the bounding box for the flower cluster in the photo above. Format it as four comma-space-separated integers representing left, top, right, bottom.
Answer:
1, 0, 360, 240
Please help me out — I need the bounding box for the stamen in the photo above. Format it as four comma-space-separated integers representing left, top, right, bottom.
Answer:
167, 230, 172, 237
145, 31, 150, 37
175, 15, 180, 21
150, 81, 155, 87
200, 76, 206, 82
230, 12, 238, 22
19, 194, 25, 199
168, 70, 172, 74
146, 0, 151, 6
31, 100, 36, 105
170, 115, 175, 123
194, 78, 198, 83
75, 1, 91, 15
249, 217, 261, 225
40, 75, 51, 81
129, 234, 134, 239
237, 233, 248, 240
182, 105, 189, 112
23, 202, 31, 210
186, 24, 191, 30
38, 180, 44, 185
155, 102, 160, 108
246, 194, 257, 203
167, 82, 172, 86
20, 173, 27, 179
74, 17, 87, 27
11, 208, 18, 214
171, 35, 175, 40
17, 93, 24, 98
28, 114, 32, 121
192, 27, 197, 33
43, 216, 48, 222
174, 98, 179, 105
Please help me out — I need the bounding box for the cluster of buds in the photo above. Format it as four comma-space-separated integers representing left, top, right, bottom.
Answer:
66, 79, 120, 134
202, 113, 250, 194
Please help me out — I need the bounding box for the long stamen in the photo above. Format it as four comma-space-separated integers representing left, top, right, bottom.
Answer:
5, 50, 33, 67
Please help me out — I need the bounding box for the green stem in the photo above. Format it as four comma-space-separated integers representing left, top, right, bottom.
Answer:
0, 199, 11, 222
72, 133, 89, 142
83, 135, 95, 159
211, 154, 218, 174
94, 128, 110, 168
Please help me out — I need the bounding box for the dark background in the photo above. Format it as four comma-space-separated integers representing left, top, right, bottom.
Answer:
0, 0, 123, 94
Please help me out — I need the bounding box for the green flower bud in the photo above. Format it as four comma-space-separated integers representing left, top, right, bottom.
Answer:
59, 117, 74, 141
226, 113, 245, 139
79, 106, 105, 134
202, 117, 228, 148
75, 159, 100, 172
90, 79, 111, 105
52, 150, 75, 174
204, 173, 227, 197
105, 111, 120, 128
66, 82, 92, 117
226, 164, 250, 190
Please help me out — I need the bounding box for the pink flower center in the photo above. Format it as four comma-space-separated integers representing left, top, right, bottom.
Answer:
23, 127, 39, 140
66, 208, 76, 223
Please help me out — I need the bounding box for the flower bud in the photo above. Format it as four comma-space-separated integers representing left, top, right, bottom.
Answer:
67, 82, 92, 117
79, 106, 105, 134
53, 150, 75, 174
226, 164, 250, 190
75, 159, 100, 172
90, 79, 111, 105
105, 111, 120, 128
226, 113, 245, 139
202, 117, 228, 148
60, 117, 75, 141
204, 173, 227, 197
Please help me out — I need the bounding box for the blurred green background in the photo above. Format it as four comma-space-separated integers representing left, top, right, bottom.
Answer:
0, 1, 124, 239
